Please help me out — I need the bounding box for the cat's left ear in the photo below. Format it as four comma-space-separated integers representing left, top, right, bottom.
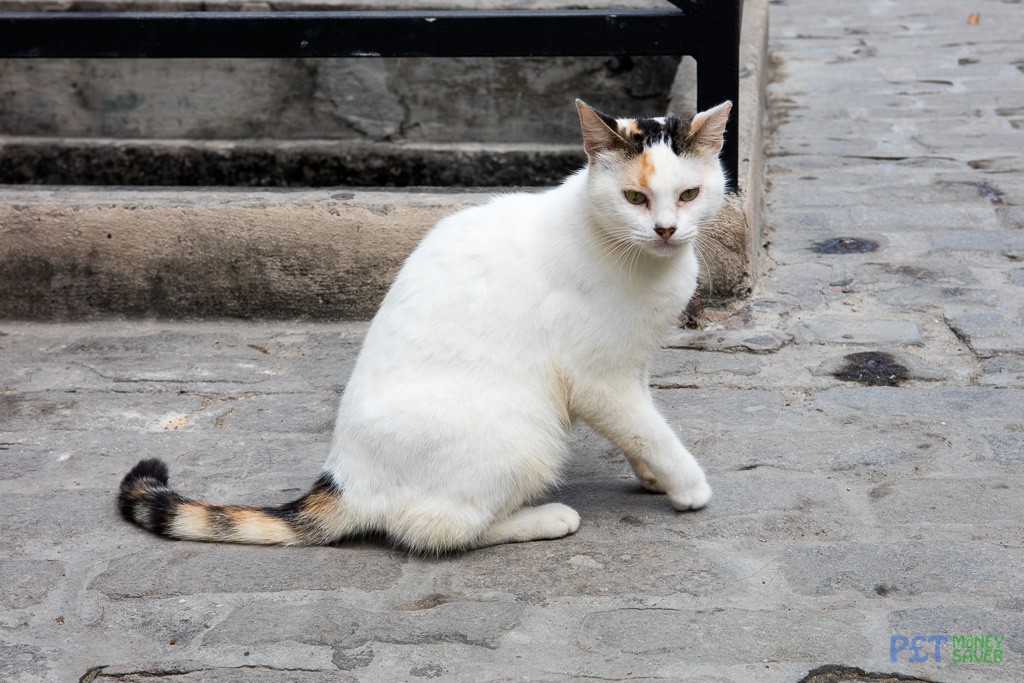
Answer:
576, 99, 631, 161
677, 101, 733, 157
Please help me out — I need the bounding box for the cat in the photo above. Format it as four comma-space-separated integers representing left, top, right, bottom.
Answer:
118, 98, 732, 554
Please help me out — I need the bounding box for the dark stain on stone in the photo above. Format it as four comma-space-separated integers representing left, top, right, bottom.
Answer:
398, 594, 458, 611
835, 352, 909, 387
880, 264, 936, 282
618, 515, 645, 527
333, 645, 375, 671
974, 181, 1005, 204
0, 394, 26, 420
939, 179, 1005, 204
798, 664, 940, 683
410, 664, 446, 679
812, 237, 880, 255
869, 483, 892, 500
874, 583, 897, 597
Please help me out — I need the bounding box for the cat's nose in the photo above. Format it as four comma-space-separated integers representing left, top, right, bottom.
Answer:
654, 226, 676, 239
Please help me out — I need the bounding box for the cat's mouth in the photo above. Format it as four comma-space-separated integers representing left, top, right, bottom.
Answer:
646, 233, 695, 256
642, 239, 682, 258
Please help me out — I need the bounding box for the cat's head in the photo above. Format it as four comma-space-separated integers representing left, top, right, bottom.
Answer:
575, 99, 731, 259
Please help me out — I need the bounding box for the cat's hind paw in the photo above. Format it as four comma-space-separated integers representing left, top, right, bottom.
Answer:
475, 503, 581, 548
530, 503, 582, 540
669, 479, 712, 511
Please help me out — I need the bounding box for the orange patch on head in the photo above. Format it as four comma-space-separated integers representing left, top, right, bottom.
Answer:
634, 150, 654, 189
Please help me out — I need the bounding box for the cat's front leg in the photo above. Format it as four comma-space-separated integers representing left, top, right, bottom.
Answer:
624, 453, 667, 494
577, 381, 711, 511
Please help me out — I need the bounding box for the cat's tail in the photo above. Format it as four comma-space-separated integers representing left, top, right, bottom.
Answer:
117, 458, 350, 546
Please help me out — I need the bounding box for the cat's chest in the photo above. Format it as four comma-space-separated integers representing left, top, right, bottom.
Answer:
549, 263, 693, 365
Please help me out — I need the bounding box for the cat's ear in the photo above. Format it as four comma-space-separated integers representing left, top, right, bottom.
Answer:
576, 99, 631, 161
678, 101, 733, 157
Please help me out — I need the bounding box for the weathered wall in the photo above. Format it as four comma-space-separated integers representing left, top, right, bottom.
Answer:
0, 56, 680, 143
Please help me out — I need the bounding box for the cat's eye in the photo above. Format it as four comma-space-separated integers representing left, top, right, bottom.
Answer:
680, 187, 701, 202
623, 190, 648, 206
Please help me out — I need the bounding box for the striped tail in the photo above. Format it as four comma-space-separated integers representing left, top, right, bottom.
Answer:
117, 458, 346, 546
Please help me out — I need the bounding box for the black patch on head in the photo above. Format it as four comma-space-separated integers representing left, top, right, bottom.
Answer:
618, 115, 688, 156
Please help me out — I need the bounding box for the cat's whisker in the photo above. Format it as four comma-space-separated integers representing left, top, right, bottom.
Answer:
688, 236, 720, 292
623, 247, 644, 280
596, 238, 629, 270
597, 234, 643, 275
693, 245, 715, 294
693, 231, 741, 296
628, 242, 644, 281
695, 232, 735, 264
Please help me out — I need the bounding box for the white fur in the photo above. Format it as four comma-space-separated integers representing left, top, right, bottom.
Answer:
322, 112, 727, 553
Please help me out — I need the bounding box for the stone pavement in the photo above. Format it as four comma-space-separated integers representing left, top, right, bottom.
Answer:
2, 0, 1024, 680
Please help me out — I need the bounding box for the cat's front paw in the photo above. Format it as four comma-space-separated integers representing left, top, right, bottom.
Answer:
669, 479, 712, 511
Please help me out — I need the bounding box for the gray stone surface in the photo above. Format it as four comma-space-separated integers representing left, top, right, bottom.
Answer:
3, 0, 1024, 682
790, 318, 925, 347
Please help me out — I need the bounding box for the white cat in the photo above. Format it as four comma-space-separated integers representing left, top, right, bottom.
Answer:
119, 99, 732, 554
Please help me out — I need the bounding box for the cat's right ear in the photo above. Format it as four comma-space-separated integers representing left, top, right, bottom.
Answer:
678, 101, 733, 157
576, 99, 631, 161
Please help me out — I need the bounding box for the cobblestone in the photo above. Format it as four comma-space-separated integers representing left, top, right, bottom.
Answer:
790, 318, 925, 346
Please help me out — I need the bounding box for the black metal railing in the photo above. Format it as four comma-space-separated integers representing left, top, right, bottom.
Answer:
0, 1, 742, 190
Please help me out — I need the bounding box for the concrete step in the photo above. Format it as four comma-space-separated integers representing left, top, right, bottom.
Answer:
0, 187, 485, 319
